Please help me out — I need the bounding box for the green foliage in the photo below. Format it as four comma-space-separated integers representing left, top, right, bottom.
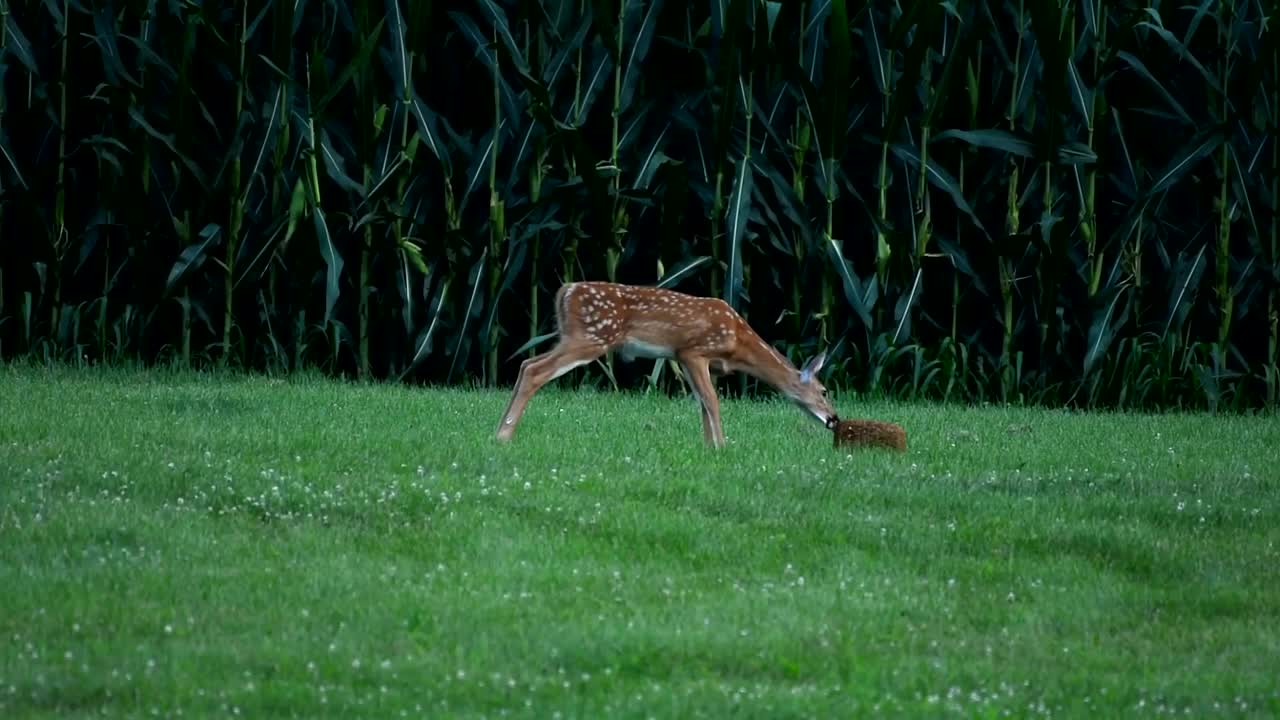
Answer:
0, 0, 1276, 411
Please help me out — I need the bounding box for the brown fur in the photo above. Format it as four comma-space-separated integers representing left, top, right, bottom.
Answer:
832, 418, 907, 452
497, 281, 836, 448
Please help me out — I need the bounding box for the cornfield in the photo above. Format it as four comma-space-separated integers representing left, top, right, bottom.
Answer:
0, 0, 1276, 412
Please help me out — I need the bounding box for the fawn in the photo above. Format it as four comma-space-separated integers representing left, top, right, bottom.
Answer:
495, 281, 837, 448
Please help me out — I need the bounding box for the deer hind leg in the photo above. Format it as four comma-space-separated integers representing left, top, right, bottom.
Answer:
680, 356, 725, 449
496, 339, 606, 442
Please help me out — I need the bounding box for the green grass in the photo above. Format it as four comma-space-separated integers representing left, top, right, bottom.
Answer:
1, 364, 1278, 718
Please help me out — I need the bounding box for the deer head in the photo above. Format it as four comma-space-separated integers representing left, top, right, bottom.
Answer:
787, 350, 837, 429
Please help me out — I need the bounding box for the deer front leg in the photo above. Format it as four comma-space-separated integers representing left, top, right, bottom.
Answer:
698, 401, 716, 445
686, 368, 716, 444
496, 340, 605, 442
681, 356, 725, 449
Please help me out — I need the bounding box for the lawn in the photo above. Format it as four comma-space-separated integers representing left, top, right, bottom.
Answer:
1, 364, 1278, 718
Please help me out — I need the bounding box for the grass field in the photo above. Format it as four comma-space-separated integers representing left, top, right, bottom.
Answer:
1, 364, 1278, 718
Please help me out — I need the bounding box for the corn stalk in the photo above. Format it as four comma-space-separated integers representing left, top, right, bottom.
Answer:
487, 26, 506, 385
1213, 0, 1234, 352
818, 0, 851, 346
954, 38, 985, 347
223, 0, 249, 366
1, 0, 9, 351
1270, 43, 1279, 409
355, 3, 378, 380
303, 52, 341, 367
174, 9, 199, 366
999, 0, 1026, 403
868, 6, 892, 298
787, 0, 815, 337
561, 0, 590, 286
50, 0, 71, 352
528, 131, 546, 358
606, 0, 625, 284
1077, 1, 1106, 299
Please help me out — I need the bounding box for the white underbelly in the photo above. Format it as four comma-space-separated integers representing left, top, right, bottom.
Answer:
618, 338, 674, 362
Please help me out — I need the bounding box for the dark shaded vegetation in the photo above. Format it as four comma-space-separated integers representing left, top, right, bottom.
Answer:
0, 0, 1276, 411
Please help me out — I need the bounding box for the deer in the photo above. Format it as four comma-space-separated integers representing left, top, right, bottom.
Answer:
495, 281, 838, 448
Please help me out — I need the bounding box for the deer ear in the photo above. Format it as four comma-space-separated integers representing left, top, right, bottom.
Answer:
799, 350, 827, 383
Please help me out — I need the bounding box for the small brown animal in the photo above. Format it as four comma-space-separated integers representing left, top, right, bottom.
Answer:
832, 418, 907, 452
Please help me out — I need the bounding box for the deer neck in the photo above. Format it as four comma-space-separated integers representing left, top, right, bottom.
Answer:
729, 329, 799, 390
